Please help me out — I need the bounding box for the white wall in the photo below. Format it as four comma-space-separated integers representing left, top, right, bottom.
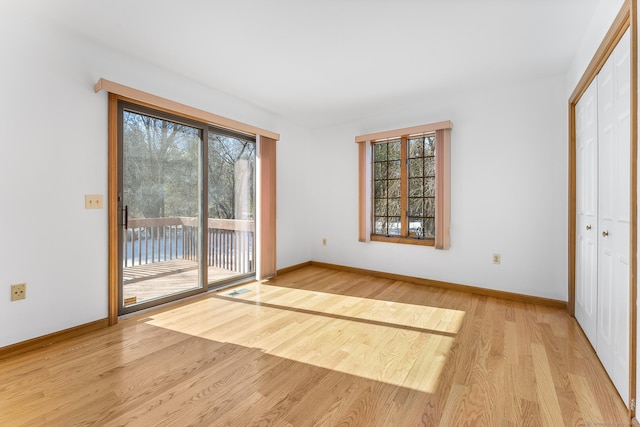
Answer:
275, 119, 312, 271
307, 75, 568, 301
0, 8, 310, 347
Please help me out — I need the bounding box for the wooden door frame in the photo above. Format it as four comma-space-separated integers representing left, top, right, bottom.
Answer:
568, 0, 637, 417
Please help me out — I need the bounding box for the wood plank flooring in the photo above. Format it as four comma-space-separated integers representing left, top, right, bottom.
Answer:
0, 266, 629, 426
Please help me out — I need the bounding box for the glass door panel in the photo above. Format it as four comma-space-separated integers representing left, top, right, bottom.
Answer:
207, 131, 256, 285
119, 108, 204, 313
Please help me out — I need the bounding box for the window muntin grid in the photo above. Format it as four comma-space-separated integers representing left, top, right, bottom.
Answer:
408, 134, 436, 238
373, 139, 402, 236
372, 133, 436, 239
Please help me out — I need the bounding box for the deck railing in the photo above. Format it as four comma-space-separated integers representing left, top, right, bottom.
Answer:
124, 217, 254, 274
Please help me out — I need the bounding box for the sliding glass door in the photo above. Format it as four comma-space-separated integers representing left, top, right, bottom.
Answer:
117, 103, 256, 315
207, 130, 256, 283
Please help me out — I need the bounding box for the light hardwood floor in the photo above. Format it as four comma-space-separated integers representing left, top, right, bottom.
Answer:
0, 266, 630, 426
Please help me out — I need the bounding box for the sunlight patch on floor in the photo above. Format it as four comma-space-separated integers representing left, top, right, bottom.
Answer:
146, 282, 465, 393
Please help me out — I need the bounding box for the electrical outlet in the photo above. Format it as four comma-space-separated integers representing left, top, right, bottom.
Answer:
11, 283, 26, 301
322, 238, 327, 246
85, 194, 104, 209
492, 254, 501, 265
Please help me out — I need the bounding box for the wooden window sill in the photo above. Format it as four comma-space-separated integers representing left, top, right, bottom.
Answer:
370, 235, 435, 246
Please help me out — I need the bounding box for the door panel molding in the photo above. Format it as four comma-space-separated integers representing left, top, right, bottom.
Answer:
575, 77, 599, 346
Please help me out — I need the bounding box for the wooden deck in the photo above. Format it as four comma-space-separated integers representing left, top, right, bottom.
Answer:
123, 259, 242, 304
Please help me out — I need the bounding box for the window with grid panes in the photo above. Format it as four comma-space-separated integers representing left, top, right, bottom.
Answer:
357, 120, 451, 249
372, 133, 436, 239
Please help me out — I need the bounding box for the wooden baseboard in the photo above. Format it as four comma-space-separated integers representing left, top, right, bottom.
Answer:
0, 261, 566, 360
276, 261, 312, 276
305, 261, 567, 310
0, 318, 109, 360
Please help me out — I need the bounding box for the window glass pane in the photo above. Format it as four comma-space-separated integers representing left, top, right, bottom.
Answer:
207, 132, 256, 281
409, 158, 422, 178
122, 111, 202, 307
408, 217, 424, 236
123, 112, 201, 219
374, 217, 386, 234
388, 140, 401, 160
425, 176, 436, 197
424, 217, 435, 238
388, 217, 401, 235
409, 197, 423, 216
409, 178, 423, 197
425, 157, 436, 177
388, 198, 401, 216
208, 134, 255, 221
374, 162, 387, 180
425, 197, 436, 217
374, 144, 387, 161
375, 199, 387, 216
374, 180, 386, 198
409, 138, 423, 157
425, 136, 436, 156
388, 179, 401, 198
388, 160, 401, 179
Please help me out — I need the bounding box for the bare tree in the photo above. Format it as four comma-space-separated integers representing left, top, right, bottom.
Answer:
123, 111, 255, 221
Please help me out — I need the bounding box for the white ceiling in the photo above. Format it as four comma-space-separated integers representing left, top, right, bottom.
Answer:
12, 0, 600, 128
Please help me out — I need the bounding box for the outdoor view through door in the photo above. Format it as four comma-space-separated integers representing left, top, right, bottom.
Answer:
118, 103, 256, 314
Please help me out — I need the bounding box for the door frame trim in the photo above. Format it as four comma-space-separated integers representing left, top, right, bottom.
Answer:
96, 78, 279, 140
568, 0, 637, 416
108, 93, 118, 325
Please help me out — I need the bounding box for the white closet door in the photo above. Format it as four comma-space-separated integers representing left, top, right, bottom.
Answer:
597, 29, 630, 405
575, 77, 599, 346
